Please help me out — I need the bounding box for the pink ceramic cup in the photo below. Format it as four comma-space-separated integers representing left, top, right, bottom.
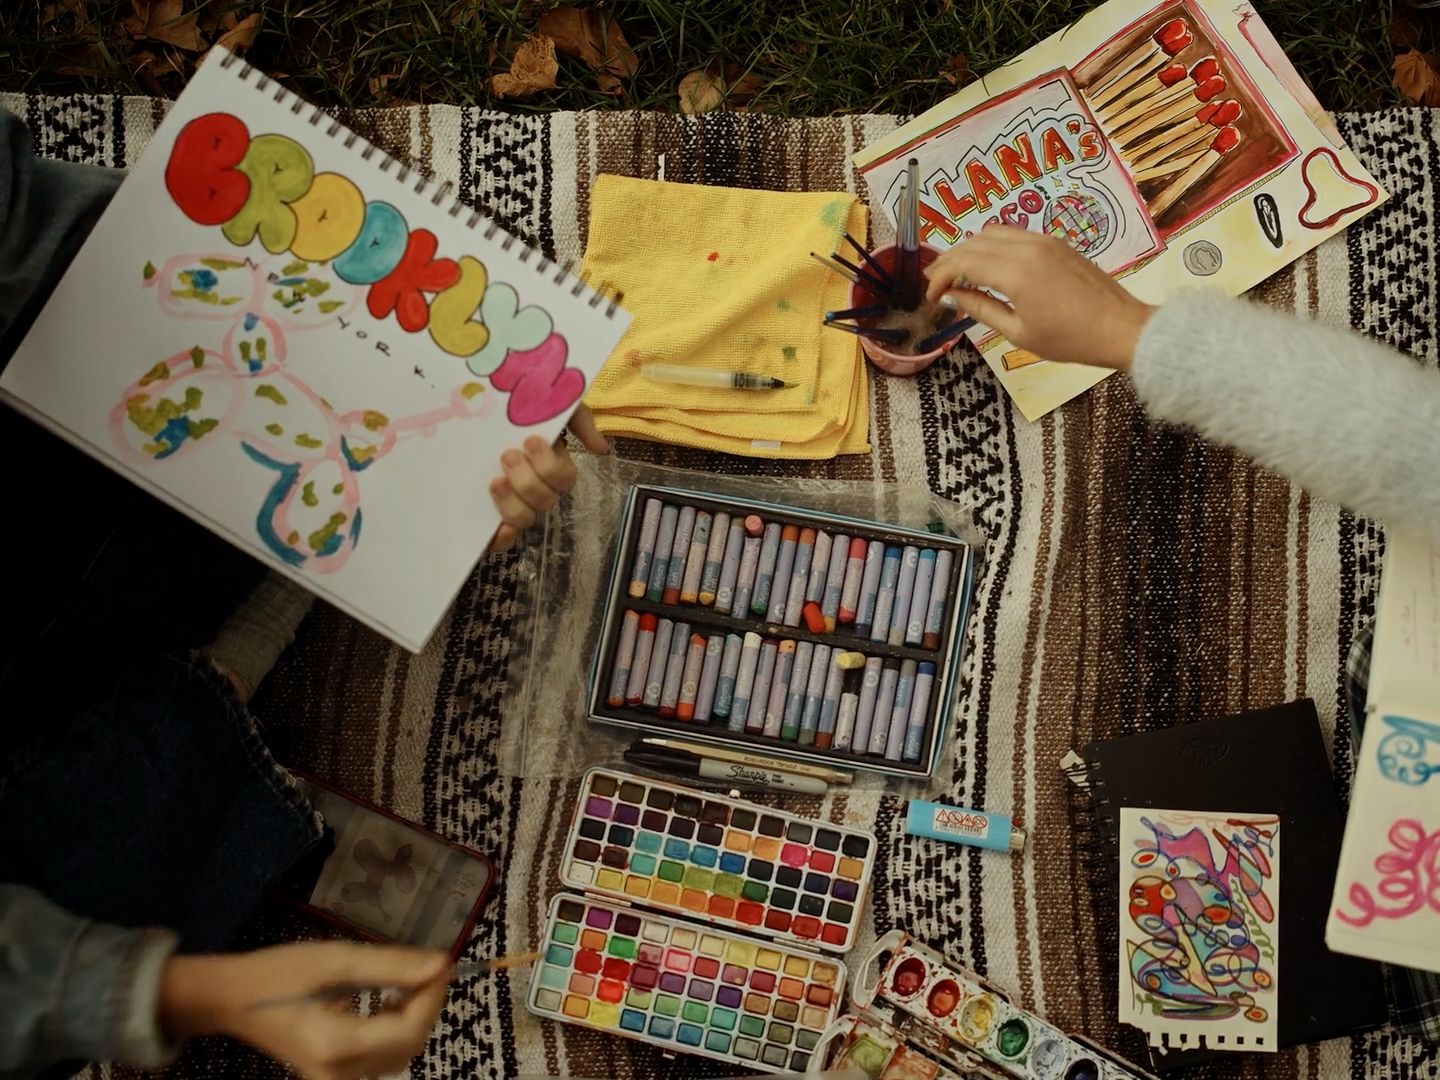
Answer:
845, 243, 962, 377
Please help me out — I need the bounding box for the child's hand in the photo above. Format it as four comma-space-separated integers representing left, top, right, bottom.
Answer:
923, 226, 1155, 371
489, 405, 609, 553
159, 941, 450, 1080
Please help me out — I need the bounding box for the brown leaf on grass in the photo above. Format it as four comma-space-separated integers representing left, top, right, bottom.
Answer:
678, 65, 762, 114
125, 0, 206, 51
1394, 48, 1440, 105
214, 12, 260, 52
537, 7, 637, 93
941, 52, 971, 87
490, 34, 559, 99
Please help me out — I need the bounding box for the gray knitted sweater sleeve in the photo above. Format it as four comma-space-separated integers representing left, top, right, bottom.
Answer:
1130, 291, 1440, 539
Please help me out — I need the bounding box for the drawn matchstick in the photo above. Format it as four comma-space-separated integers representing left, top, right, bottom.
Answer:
1110, 72, 1226, 147
1123, 99, 1242, 166
1086, 19, 1193, 112
1096, 61, 1187, 124
1130, 124, 1236, 183
1149, 127, 1241, 218
1102, 57, 1220, 135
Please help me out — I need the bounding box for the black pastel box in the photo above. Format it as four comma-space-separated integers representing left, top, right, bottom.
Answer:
586, 484, 976, 778
527, 767, 873, 1073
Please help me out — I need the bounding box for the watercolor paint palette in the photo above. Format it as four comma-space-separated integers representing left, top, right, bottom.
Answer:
588, 484, 976, 778
563, 767, 877, 952
529, 895, 847, 1073
808, 930, 1155, 1080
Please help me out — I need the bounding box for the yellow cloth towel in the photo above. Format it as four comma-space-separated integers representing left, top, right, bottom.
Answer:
581, 175, 870, 458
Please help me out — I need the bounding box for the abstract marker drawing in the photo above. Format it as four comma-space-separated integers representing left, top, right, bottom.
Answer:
112, 252, 498, 572
1118, 808, 1279, 1051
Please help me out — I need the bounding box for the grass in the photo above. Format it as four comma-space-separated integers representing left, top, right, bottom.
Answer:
0, 0, 1402, 114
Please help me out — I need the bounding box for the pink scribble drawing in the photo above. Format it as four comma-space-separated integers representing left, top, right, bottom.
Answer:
1334, 819, 1440, 927
111, 252, 497, 572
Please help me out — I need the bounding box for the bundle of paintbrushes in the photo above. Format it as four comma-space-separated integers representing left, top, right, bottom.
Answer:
813, 158, 975, 360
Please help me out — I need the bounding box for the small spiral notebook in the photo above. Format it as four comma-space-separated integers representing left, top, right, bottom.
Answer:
1065, 700, 1387, 1070
0, 49, 630, 652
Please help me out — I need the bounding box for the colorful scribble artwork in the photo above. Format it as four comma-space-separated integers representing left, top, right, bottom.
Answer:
1118, 807, 1279, 1053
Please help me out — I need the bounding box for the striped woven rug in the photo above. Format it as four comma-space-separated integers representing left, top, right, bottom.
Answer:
10, 92, 1437, 1079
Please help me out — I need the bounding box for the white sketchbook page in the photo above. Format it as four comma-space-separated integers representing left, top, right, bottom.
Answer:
0, 50, 629, 651
1326, 529, 1440, 972
1117, 807, 1280, 1055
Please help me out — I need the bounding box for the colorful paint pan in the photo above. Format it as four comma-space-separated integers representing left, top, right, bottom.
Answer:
829, 931, 1153, 1080
815, 1011, 968, 1079
529, 895, 846, 1074
563, 767, 877, 952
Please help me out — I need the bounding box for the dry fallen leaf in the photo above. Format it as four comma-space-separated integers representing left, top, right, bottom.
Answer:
125, 0, 206, 51
942, 52, 971, 87
213, 12, 260, 52
490, 34, 559, 99
1394, 48, 1440, 106
678, 69, 725, 114
537, 7, 637, 93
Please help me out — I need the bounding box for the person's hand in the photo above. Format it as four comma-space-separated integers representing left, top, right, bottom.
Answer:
923, 226, 1156, 371
489, 404, 609, 553
158, 941, 449, 1080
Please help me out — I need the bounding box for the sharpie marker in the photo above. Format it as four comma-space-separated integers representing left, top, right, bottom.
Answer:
905, 799, 1027, 853
625, 747, 827, 796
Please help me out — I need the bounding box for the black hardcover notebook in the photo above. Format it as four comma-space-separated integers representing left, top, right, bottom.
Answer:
1069, 699, 1388, 1071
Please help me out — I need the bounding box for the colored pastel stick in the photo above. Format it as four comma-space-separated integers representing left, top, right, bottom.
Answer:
833, 669, 861, 750
905, 549, 936, 646
852, 656, 883, 752
746, 640, 778, 735
888, 545, 919, 646
713, 517, 745, 612
676, 633, 707, 721
714, 633, 743, 719
866, 661, 900, 755
663, 506, 696, 604
854, 540, 885, 637
806, 530, 833, 606
744, 513, 763, 537
838, 536, 867, 625
884, 659, 917, 760
781, 639, 813, 742
732, 535, 761, 617
798, 644, 831, 745
903, 661, 937, 763
646, 505, 678, 602
698, 511, 730, 606
767, 524, 800, 623
694, 633, 725, 723
628, 498, 662, 598
607, 609, 640, 707
820, 532, 848, 631
762, 640, 796, 737
657, 621, 690, 717
728, 632, 762, 732
815, 651, 846, 749
625, 612, 658, 705
922, 549, 954, 650
680, 511, 710, 604
643, 618, 675, 707
782, 527, 815, 627
869, 547, 902, 644
752, 523, 782, 615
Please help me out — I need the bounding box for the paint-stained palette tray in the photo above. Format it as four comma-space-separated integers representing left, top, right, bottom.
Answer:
808, 930, 1156, 1079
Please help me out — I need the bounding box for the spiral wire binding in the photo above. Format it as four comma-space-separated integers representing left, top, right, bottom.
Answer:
215, 49, 624, 318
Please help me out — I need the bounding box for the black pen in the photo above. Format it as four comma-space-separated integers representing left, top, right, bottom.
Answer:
623, 746, 828, 795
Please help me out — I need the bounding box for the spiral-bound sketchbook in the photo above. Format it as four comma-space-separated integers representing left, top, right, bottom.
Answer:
0, 49, 629, 652
1068, 700, 1386, 1069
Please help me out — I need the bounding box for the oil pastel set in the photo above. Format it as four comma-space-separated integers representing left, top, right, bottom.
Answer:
813, 930, 1155, 1080
587, 484, 975, 778
527, 766, 876, 1071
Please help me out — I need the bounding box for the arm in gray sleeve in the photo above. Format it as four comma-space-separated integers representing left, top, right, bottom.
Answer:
0, 883, 181, 1075
1131, 290, 1440, 539
0, 107, 123, 366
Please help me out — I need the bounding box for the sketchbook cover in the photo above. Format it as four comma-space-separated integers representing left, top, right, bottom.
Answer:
853, 0, 1386, 421
0, 50, 629, 652
1081, 700, 1386, 1067
1328, 530, 1440, 972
